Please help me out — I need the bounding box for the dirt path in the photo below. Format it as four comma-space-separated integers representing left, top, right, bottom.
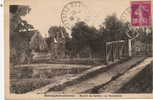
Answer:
98, 57, 153, 93
46, 57, 145, 94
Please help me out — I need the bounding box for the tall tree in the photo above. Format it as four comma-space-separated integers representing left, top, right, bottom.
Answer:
10, 5, 35, 64
48, 26, 69, 59
48, 26, 69, 41
67, 21, 104, 58
30, 31, 48, 52
103, 14, 127, 42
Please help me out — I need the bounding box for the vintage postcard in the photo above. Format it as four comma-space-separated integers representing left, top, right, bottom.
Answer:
4, 0, 153, 99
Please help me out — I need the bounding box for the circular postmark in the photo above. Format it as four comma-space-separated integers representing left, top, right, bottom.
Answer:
120, 7, 139, 39
61, 1, 89, 30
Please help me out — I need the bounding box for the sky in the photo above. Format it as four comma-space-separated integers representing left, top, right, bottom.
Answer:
22, 0, 130, 37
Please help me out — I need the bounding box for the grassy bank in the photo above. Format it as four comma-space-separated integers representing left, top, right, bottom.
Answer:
116, 64, 152, 93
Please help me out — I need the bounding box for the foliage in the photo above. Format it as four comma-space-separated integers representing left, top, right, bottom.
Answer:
66, 22, 104, 58
30, 31, 48, 52
10, 5, 31, 33
47, 26, 69, 50
47, 26, 69, 58
10, 79, 51, 94
65, 15, 129, 58
48, 26, 69, 41
137, 27, 152, 43
10, 5, 35, 64
102, 14, 128, 42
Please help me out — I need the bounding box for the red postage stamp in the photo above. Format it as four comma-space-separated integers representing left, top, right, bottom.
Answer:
131, 1, 151, 26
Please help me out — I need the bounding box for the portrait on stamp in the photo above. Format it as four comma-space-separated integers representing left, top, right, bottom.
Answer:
5, 0, 153, 99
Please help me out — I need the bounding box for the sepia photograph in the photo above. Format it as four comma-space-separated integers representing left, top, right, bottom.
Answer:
5, 0, 153, 99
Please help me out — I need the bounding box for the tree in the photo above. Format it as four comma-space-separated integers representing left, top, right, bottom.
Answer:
66, 21, 104, 58
71, 22, 99, 42
10, 5, 31, 33
48, 26, 69, 59
30, 31, 48, 52
10, 5, 35, 64
102, 14, 127, 42
48, 26, 69, 41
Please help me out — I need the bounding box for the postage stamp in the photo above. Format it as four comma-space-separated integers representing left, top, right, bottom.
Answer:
131, 1, 151, 26
4, 0, 153, 99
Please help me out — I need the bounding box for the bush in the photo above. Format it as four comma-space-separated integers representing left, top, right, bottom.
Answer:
10, 79, 52, 94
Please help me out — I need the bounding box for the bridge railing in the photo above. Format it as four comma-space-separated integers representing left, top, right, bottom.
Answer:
105, 40, 128, 64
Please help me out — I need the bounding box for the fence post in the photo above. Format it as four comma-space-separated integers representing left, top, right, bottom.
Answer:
112, 43, 116, 61
117, 42, 120, 59
105, 43, 108, 64
128, 39, 132, 57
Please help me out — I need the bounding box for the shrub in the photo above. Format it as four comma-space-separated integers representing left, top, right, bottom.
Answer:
10, 79, 51, 94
